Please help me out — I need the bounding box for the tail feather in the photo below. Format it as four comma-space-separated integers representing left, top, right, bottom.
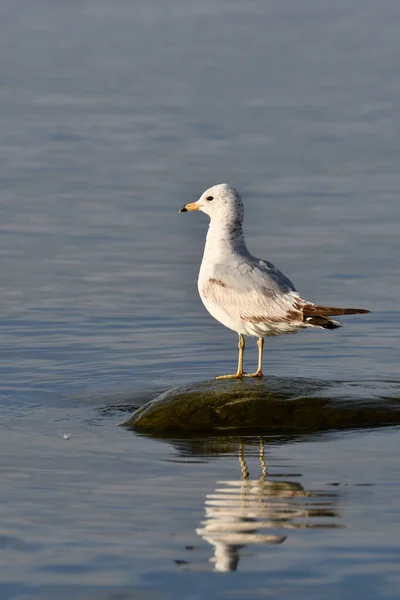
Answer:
302, 304, 370, 330
304, 305, 370, 317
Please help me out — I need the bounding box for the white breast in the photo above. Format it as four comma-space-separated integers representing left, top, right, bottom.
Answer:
198, 281, 245, 334
198, 261, 302, 338
196, 211, 302, 338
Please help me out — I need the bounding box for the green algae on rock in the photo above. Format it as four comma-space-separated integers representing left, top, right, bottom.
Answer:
122, 377, 400, 434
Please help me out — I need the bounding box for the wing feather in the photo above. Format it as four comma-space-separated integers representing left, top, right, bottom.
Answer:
201, 260, 304, 325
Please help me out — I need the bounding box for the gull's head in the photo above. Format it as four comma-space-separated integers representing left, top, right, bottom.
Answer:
179, 183, 244, 223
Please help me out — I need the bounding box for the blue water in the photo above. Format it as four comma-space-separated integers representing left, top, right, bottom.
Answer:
0, 0, 399, 598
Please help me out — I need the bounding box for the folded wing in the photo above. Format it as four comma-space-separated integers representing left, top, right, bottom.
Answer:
201, 261, 370, 329
201, 261, 304, 326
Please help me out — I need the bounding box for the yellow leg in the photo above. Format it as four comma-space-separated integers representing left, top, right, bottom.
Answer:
244, 337, 264, 378
216, 333, 245, 379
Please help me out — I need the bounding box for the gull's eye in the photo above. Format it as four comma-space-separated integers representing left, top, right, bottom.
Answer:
206, 195, 214, 201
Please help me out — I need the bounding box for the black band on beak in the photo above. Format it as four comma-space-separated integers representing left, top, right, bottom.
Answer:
179, 206, 187, 213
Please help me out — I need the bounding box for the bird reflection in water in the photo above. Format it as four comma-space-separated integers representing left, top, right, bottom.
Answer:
196, 440, 341, 572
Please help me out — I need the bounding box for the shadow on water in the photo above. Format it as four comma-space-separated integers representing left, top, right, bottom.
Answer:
87, 380, 399, 579
116, 373, 398, 574
195, 440, 342, 572
121, 376, 400, 435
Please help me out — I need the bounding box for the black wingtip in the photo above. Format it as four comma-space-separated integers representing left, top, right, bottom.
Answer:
305, 316, 342, 329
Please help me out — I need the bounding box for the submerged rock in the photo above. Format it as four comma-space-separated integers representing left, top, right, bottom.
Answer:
122, 377, 400, 434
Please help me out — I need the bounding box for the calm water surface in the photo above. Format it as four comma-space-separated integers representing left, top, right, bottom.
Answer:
0, 0, 399, 598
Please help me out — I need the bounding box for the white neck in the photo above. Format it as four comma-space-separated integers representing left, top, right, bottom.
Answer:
203, 217, 250, 262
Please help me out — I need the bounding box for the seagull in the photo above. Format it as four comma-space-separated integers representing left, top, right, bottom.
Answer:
179, 183, 370, 379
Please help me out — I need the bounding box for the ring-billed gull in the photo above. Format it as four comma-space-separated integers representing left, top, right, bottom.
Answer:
179, 183, 370, 379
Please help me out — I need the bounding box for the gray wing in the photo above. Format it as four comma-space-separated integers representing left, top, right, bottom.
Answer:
256, 259, 297, 293
202, 258, 304, 324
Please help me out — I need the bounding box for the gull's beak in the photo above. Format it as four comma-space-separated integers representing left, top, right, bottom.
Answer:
179, 202, 199, 214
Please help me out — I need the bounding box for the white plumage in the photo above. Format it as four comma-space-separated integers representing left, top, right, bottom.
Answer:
180, 183, 369, 379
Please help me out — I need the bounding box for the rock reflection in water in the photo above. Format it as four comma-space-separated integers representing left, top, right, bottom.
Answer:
196, 441, 342, 572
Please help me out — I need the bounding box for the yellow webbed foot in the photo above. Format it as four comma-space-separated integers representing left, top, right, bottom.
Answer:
215, 372, 244, 380
243, 371, 263, 378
